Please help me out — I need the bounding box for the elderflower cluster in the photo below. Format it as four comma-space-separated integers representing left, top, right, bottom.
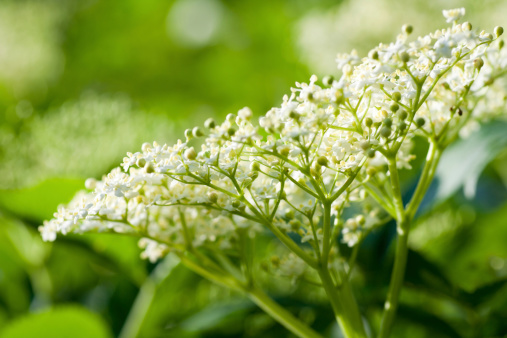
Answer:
41, 9, 507, 261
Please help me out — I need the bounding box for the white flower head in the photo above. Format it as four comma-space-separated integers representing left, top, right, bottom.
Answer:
442, 8, 465, 23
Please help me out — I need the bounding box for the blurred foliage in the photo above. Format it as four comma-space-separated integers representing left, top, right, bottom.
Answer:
1, 0, 507, 337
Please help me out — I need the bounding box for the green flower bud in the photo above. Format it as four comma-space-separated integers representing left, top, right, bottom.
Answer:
184, 147, 197, 160
226, 113, 236, 122
392, 92, 402, 102
192, 127, 204, 137
474, 57, 484, 70
289, 110, 300, 120
366, 167, 377, 176
397, 110, 408, 120
462, 22, 472, 31
356, 215, 366, 225
383, 117, 393, 128
398, 121, 407, 131
366, 149, 376, 158
360, 141, 370, 150
364, 117, 373, 128
250, 162, 260, 171
369, 50, 379, 60
402, 24, 413, 35
390, 103, 399, 112
400, 52, 410, 63
208, 192, 218, 203
227, 127, 236, 136
494, 26, 504, 38
184, 129, 193, 140
317, 156, 329, 167
279, 147, 290, 157
232, 200, 241, 209
204, 118, 216, 129
145, 162, 155, 174
500, 40, 505, 49
136, 158, 147, 168
415, 117, 426, 128
380, 127, 391, 138
323, 75, 334, 86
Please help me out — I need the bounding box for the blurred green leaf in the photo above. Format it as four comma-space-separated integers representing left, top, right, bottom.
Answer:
435, 121, 507, 201
395, 304, 461, 338
0, 305, 113, 338
179, 301, 253, 333
0, 178, 84, 222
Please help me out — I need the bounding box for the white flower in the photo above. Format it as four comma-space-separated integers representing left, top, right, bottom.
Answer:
442, 8, 465, 23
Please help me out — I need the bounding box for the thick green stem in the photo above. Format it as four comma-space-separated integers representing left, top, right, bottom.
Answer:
248, 287, 323, 338
378, 143, 442, 337
318, 267, 367, 338
319, 202, 367, 338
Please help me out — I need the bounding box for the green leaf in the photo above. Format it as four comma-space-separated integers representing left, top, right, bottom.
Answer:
0, 305, 113, 338
0, 178, 84, 222
434, 121, 507, 201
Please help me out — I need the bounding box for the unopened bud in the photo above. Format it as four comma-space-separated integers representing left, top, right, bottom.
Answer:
390, 103, 399, 112
192, 127, 204, 137
366, 149, 376, 158
85, 178, 97, 190
208, 192, 218, 203
145, 162, 155, 174
323, 75, 334, 86
383, 117, 393, 128
402, 24, 413, 35
204, 118, 216, 129
136, 158, 147, 168
392, 92, 402, 102
474, 58, 484, 70
400, 52, 410, 63
369, 50, 379, 60
184, 147, 197, 160
397, 110, 408, 120
495, 26, 504, 38
462, 22, 472, 31
415, 117, 426, 128
380, 127, 391, 138
364, 117, 373, 128
250, 162, 260, 171
184, 129, 193, 140
317, 156, 329, 167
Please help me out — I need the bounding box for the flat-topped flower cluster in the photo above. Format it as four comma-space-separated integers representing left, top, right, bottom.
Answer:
41, 9, 506, 267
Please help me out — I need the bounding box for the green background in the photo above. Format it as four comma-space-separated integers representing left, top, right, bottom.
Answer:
1, 0, 507, 337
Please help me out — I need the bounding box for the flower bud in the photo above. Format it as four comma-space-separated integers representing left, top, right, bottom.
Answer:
383, 117, 393, 128
208, 192, 218, 203
192, 127, 204, 138
85, 178, 97, 190
141, 142, 152, 153
279, 147, 290, 157
232, 200, 241, 209
398, 121, 407, 131
356, 215, 366, 225
184, 147, 197, 160
392, 92, 402, 102
250, 162, 260, 171
400, 52, 410, 63
380, 127, 391, 138
369, 50, 379, 60
227, 127, 236, 136
397, 110, 408, 120
364, 117, 373, 128
494, 26, 504, 38
500, 40, 505, 49
184, 129, 193, 140
226, 113, 236, 122
462, 22, 472, 31
317, 156, 329, 167
359, 141, 370, 150
366, 149, 376, 158
136, 158, 147, 168
289, 110, 300, 120
402, 24, 413, 35
415, 117, 426, 128
474, 58, 484, 70
145, 162, 155, 173
204, 118, 216, 129
390, 103, 399, 112
323, 75, 334, 86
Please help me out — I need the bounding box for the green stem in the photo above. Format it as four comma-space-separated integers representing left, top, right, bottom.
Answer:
248, 287, 323, 338
317, 267, 367, 338
378, 143, 442, 338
